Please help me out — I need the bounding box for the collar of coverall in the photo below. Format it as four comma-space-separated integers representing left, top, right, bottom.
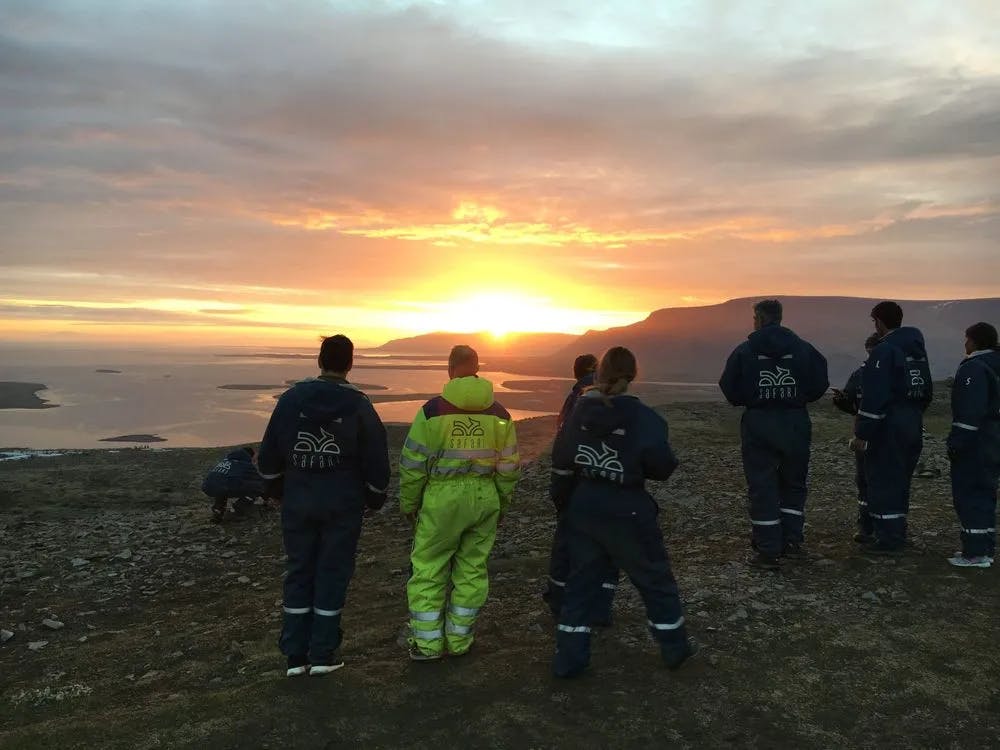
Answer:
966, 349, 992, 359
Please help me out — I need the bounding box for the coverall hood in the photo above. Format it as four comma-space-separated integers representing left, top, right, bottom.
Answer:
576, 391, 632, 438
884, 326, 928, 359
971, 349, 1000, 378
442, 376, 495, 410
747, 324, 801, 358
225, 448, 253, 462
293, 378, 367, 423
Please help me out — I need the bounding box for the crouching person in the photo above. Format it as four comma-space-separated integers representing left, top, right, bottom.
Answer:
201, 446, 265, 523
551, 347, 696, 678
399, 345, 520, 661
258, 334, 390, 676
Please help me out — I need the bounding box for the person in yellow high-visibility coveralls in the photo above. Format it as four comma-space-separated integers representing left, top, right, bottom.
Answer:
399, 345, 520, 660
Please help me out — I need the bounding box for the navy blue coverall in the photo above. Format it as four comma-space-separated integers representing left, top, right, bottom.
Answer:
834, 366, 871, 535
948, 350, 1000, 558
258, 376, 390, 664
201, 448, 264, 515
546, 372, 619, 622
719, 324, 829, 557
855, 327, 932, 550
550, 391, 688, 677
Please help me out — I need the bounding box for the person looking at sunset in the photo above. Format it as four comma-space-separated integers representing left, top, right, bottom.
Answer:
719, 299, 830, 570
550, 347, 695, 678
257, 334, 391, 677
399, 345, 521, 661
545, 352, 619, 624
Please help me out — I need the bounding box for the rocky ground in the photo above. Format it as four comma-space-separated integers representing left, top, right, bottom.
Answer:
1, 395, 998, 749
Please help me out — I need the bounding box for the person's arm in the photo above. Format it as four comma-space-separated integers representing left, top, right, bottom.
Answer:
719, 346, 746, 406
258, 392, 293, 485
641, 410, 679, 481
855, 344, 892, 444
948, 360, 990, 459
804, 344, 830, 402
494, 418, 521, 515
359, 399, 391, 510
833, 368, 861, 415
550, 414, 578, 512
399, 409, 433, 515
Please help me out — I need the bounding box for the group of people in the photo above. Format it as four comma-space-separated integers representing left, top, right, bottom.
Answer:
232, 299, 998, 679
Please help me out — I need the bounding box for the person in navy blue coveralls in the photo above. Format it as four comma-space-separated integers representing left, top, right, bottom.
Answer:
551, 347, 696, 678
832, 334, 880, 542
545, 354, 619, 623
719, 300, 829, 569
946, 322, 1000, 568
201, 446, 265, 523
258, 335, 391, 676
851, 302, 932, 555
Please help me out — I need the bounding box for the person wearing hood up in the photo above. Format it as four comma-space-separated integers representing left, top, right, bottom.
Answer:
946, 322, 1000, 568
201, 446, 265, 523
399, 345, 520, 661
832, 334, 881, 541
550, 347, 696, 678
545, 354, 619, 624
257, 334, 391, 677
851, 301, 933, 555
719, 299, 830, 569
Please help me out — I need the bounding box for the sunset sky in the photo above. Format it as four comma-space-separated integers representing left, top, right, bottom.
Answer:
1, 1, 998, 347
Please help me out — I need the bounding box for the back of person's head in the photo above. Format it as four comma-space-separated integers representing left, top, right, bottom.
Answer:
573, 353, 598, 380
597, 346, 637, 397
966, 322, 999, 351
871, 301, 903, 330
864, 334, 880, 351
448, 345, 480, 378
318, 334, 354, 373
753, 299, 783, 328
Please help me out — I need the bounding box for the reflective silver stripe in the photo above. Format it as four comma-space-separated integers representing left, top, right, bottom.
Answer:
953, 422, 980, 431
404, 437, 433, 456
440, 448, 497, 459
548, 576, 566, 588
601, 583, 617, 590
552, 468, 575, 476
412, 628, 443, 640
430, 464, 493, 477
400, 456, 425, 470
780, 508, 804, 516
858, 411, 886, 420
366, 482, 387, 494
557, 624, 591, 634
647, 617, 685, 631
871, 513, 907, 520
283, 606, 310, 615
259, 471, 283, 479
500, 445, 518, 458
751, 519, 781, 526
449, 604, 480, 617
409, 611, 441, 622
445, 622, 472, 635
497, 462, 519, 473
313, 607, 342, 617
963, 528, 996, 534
858, 501, 868, 507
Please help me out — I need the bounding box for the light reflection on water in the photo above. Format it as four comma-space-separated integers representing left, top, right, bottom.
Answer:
0, 349, 555, 448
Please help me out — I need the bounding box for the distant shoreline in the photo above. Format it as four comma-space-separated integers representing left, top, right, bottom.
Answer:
0, 382, 58, 410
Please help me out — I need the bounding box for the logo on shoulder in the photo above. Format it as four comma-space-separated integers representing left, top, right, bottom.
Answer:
211, 459, 233, 475
575, 442, 625, 483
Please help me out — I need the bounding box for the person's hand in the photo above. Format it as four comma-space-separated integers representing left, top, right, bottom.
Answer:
830, 388, 844, 400
848, 437, 868, 452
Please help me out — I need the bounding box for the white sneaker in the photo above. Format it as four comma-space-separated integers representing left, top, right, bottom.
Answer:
947, 555, 992, 568
309, 661, 345, 675
286, 665, 309, 677
953, 551, 994, 563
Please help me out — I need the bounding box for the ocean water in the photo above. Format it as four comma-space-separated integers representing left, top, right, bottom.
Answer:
0, 347, 559, 449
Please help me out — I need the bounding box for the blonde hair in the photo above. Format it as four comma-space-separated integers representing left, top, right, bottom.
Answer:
597, 346, 637, 399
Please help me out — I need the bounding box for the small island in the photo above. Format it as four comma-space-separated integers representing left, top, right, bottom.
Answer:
99, 434, 167, 443
0, 382, 58, 410
95, 369, 123, 374
217, 384, 284, 390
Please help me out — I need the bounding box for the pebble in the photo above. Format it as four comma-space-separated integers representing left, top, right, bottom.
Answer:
861, 591, 880, 603
42, 618, 65, 630
70, 558, 90, 568
1, 629, 14, 644
78, 636, 88, 643
114, 549, 133, 561
28, 640, 49, 651
181, 580, 195, 587
237, 576, 251, 584
726, 607, 749, 622
221, 551, 237, 559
